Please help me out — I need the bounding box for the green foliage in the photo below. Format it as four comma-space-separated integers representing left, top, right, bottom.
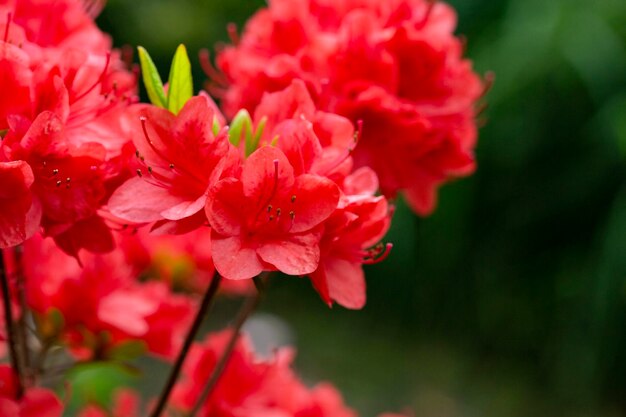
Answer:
64, 362, 136, 413
167, 44, 193, 114
137, 46, 167, 108
228, 110, 267, 155
137, 44, 194, 114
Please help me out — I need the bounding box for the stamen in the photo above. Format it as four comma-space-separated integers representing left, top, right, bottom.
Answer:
363, 243, 393, 265
480, 71, 495, 99
136, 169, 143, 178
3, 13, 12, 44
291, 195, 296, 203
73, 52, 112, 102
52, 169, 59, 175
417, 0, 437, 29
56, 180, 61, 187
169, 163, 175, 169
66, 177, 71, 183
289, 211, 295, 219
276, 208, 281, 217
148, 166, 153, 174
267, 205, 272, 213
354, 120, 363, 144
198, 49, 229, 86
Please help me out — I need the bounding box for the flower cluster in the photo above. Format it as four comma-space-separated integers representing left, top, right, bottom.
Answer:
0, 0, 485, 415
0, 0, 136, 253
215, 0, 486, 214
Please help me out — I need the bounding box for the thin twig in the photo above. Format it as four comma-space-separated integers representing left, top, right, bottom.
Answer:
189, 275, 266, 417
0, 248, 24, 398
149, 274, 222, 417
13, 245, 31, 385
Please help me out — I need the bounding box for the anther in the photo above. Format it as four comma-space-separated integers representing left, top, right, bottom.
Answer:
52, 169, 59, 175
135, 150, 140, 158
148, 166, 153, 174
289, 211, 295, 219
169, 163, 175, 169
354, 120, 363, 143
56, 180, 62, 187
267, 205, 273, 213
269, 215, 274, 222
276, 208, 281, 217
136, 169, 143, 178
291, 195, 296, 203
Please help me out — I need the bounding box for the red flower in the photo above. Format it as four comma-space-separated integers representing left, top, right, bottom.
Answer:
3, 112, 112, 255
109, 96, 239, 228
2, 0, 111, 56
171, 330, 356, 417
206, 146, 340, 280
0, 365, 63, 417
22, 234, 195, 360
215, 0, 485, 215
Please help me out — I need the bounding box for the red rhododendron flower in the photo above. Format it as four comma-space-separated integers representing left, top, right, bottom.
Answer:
22, 234, 195, 360
248, 81, 393, 308
0, 0, 136, 251
171, 330, 356, 417
1, 0, 110, 59
216, 0, 485, 215
109, 96, 238, 229
0, 365, 63, 417
206, 145, 340, 280
2, 112, 112, 255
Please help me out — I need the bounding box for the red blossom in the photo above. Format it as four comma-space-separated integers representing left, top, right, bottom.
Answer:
22, 234, 195, 360
109, 96, 238, 228
216, 0, 485, 215
206, 145, 340, 280
171, 330, 356, 417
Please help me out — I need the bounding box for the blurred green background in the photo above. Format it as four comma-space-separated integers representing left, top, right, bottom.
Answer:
95, 0, 626, 416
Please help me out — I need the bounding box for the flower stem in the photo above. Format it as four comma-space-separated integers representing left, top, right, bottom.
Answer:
14, 245, 31, 385
149, 274, 222, 417
189, 275, 266, 417
0, 249, 24, 398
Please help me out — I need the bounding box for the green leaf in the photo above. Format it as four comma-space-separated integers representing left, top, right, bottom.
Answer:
65, 362, 136, 413
229, 109, 253, 147
137, 46, 167, 108
167, 44, 193, 114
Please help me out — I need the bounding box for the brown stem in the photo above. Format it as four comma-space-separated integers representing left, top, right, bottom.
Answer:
0, 248, 24, 398
149, 274, 222, 417
13, 245, 31, 384
189, 275, 266, 417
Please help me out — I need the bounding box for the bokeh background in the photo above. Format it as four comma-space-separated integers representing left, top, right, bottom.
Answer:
93, 0, 626, 416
